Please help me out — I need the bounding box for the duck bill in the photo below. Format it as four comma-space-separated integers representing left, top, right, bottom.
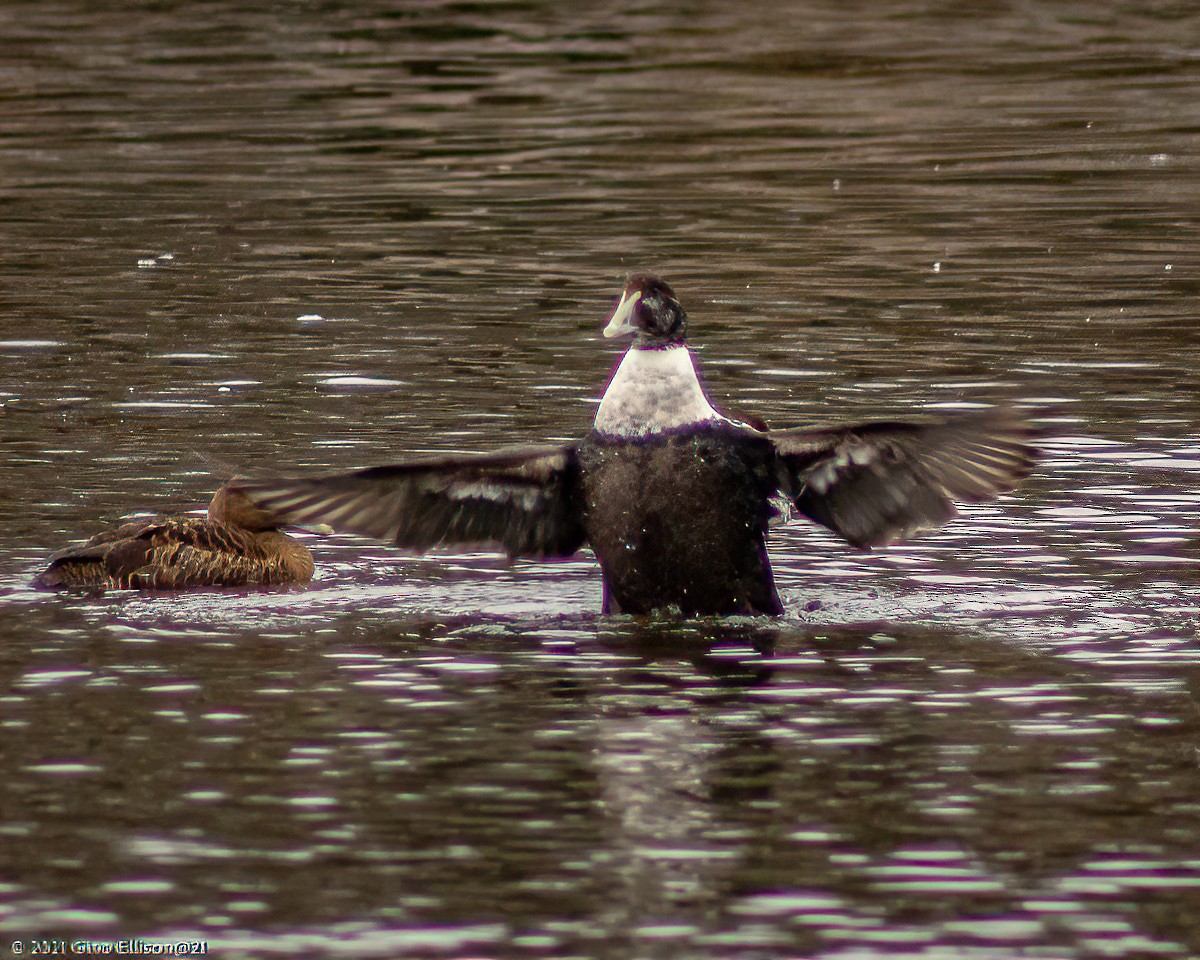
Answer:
603, 290, 640, 338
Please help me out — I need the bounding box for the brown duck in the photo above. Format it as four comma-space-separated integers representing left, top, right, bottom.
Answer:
35, 485, 314, 591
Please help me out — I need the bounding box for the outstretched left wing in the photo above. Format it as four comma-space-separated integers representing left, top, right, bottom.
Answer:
771, 406, 1042, 548
231, 444, 586, 559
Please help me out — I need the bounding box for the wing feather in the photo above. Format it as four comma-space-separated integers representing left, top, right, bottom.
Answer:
230, 444, 586, 559
772, 406, 1042, 548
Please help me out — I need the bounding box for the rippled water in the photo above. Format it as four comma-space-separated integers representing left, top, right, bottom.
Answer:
3, 1, 1200, 957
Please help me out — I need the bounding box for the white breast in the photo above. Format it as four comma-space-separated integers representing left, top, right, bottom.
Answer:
593, 345, 725, 438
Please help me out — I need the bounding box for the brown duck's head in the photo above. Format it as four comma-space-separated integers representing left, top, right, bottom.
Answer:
603, 273, 688, 347
207, 484, 288, 531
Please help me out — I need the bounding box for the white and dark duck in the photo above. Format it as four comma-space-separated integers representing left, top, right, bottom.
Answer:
232, 275, 1041, 616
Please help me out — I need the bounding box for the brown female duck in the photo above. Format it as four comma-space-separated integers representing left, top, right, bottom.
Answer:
35, 485, 314, 591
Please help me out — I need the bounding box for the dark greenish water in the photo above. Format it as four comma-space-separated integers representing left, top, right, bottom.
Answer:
2, 1, 1199, 957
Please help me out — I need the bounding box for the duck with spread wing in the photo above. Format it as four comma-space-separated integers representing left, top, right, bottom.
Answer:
233, 275, 1041, 615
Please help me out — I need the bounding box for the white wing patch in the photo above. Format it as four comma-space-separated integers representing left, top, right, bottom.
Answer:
807, 442, 883, 494
445, 480, 542, 511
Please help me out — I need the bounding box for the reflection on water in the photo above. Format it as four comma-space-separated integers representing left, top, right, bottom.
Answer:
3, 609, 1199, 958
2, 0, 1200, 957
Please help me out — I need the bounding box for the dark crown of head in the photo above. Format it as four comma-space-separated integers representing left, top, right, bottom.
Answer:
629, 274, 687, 343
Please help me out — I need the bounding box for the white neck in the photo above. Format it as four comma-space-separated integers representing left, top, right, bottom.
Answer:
593, 345, 722, 438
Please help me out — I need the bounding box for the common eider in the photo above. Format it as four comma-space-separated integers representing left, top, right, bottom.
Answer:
232, 275, 1040, 615
35, 484, 314, 591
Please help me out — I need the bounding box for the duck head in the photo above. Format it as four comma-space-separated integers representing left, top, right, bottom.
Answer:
208, 483, 288, 531
603, 274, 688, 347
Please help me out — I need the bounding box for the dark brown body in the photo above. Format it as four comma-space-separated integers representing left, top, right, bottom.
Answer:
578, 423, 783, 616
36, 488, 314, 591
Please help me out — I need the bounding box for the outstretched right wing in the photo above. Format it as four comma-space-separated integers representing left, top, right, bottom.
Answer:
231, 444, 586, 559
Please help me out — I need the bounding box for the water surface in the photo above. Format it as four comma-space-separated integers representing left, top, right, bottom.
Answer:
2, 1, 1199, 957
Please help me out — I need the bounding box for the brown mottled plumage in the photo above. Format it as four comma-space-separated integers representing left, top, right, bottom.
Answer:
35, 485, 314, 591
